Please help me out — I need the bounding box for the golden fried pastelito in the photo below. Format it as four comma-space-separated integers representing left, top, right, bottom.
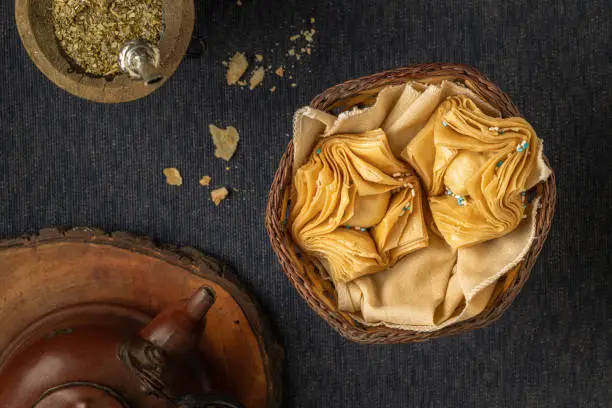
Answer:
403, 95, 543, 248
290, 129, 428, 283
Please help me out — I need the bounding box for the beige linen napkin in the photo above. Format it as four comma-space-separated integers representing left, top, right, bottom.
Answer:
291, 81, 551, 331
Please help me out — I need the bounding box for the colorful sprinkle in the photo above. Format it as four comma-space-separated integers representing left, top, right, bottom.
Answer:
345, 225, 351, 229
500, 129, 505, 134
496, 160, 503, 168
522, 203, 527, 209
445, 186, 469, 206
442, 120, 448, 127
404, 205, 412, 212
360, 227, 368, 232
316, 148, 322, 155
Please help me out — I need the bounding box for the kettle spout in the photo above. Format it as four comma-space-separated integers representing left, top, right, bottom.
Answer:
138, 286, 216, 356
185, 286, 216, 321
119, 286, 216, 399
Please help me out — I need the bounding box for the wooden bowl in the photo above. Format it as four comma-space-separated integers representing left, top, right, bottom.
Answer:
15, 0, 195, 103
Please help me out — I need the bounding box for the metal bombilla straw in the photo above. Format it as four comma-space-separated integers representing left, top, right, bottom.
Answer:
118, 39, 164, 86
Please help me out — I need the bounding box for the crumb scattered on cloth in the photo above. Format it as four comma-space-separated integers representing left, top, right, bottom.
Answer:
249, 67, 265, 89
199, 175, 211, 186
211, 187, 229, 206
163, 168, 182, 186
221, 18, 316, 90
209, 124, 240, 161
226, 52, 248, 85
285, 26, 317, 61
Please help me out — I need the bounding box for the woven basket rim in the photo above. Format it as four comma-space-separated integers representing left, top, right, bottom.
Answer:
266, 63, 557, 344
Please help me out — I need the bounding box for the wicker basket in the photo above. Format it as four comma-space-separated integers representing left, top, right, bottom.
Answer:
265, 63, 556, 344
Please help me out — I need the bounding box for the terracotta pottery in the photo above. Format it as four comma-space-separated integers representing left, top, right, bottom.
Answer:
14, 0, 195, 103
0, 228, 282, 408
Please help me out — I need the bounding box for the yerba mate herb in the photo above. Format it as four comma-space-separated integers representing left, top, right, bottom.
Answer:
52, 0, 163, 77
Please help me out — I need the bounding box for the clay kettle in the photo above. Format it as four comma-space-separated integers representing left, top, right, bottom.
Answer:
0, 286, 244, 408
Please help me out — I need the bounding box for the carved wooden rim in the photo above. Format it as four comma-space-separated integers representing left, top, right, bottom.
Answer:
0, 227, 283, 408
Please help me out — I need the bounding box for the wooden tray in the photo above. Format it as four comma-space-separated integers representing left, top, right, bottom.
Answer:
0, 228, 282, 408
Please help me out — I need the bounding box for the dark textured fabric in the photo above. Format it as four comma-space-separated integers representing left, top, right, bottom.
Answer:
1, 1, 610, 407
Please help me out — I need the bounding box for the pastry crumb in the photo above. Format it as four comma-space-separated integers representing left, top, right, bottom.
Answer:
291, 83, 297, 88
249, 66, 265, 90
236, 0, 242, 6
237, 80, 247, 86
255, 54, 264, 62
199, 175, 212, 186
289, 34, 301, 41
302, 28, 316, 43
288, 48, 295, 56
310, 17, 315, 24
270, 86, 277, 93
275, 66, 285, 77
163, 168, 183, 186
209, 124, 240, 161
211, 187, 229, 206
226, 52, 248, 85
225, 166, 231, 171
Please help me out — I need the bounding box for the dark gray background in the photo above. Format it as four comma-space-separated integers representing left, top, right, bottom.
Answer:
1, 0, 610, 407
